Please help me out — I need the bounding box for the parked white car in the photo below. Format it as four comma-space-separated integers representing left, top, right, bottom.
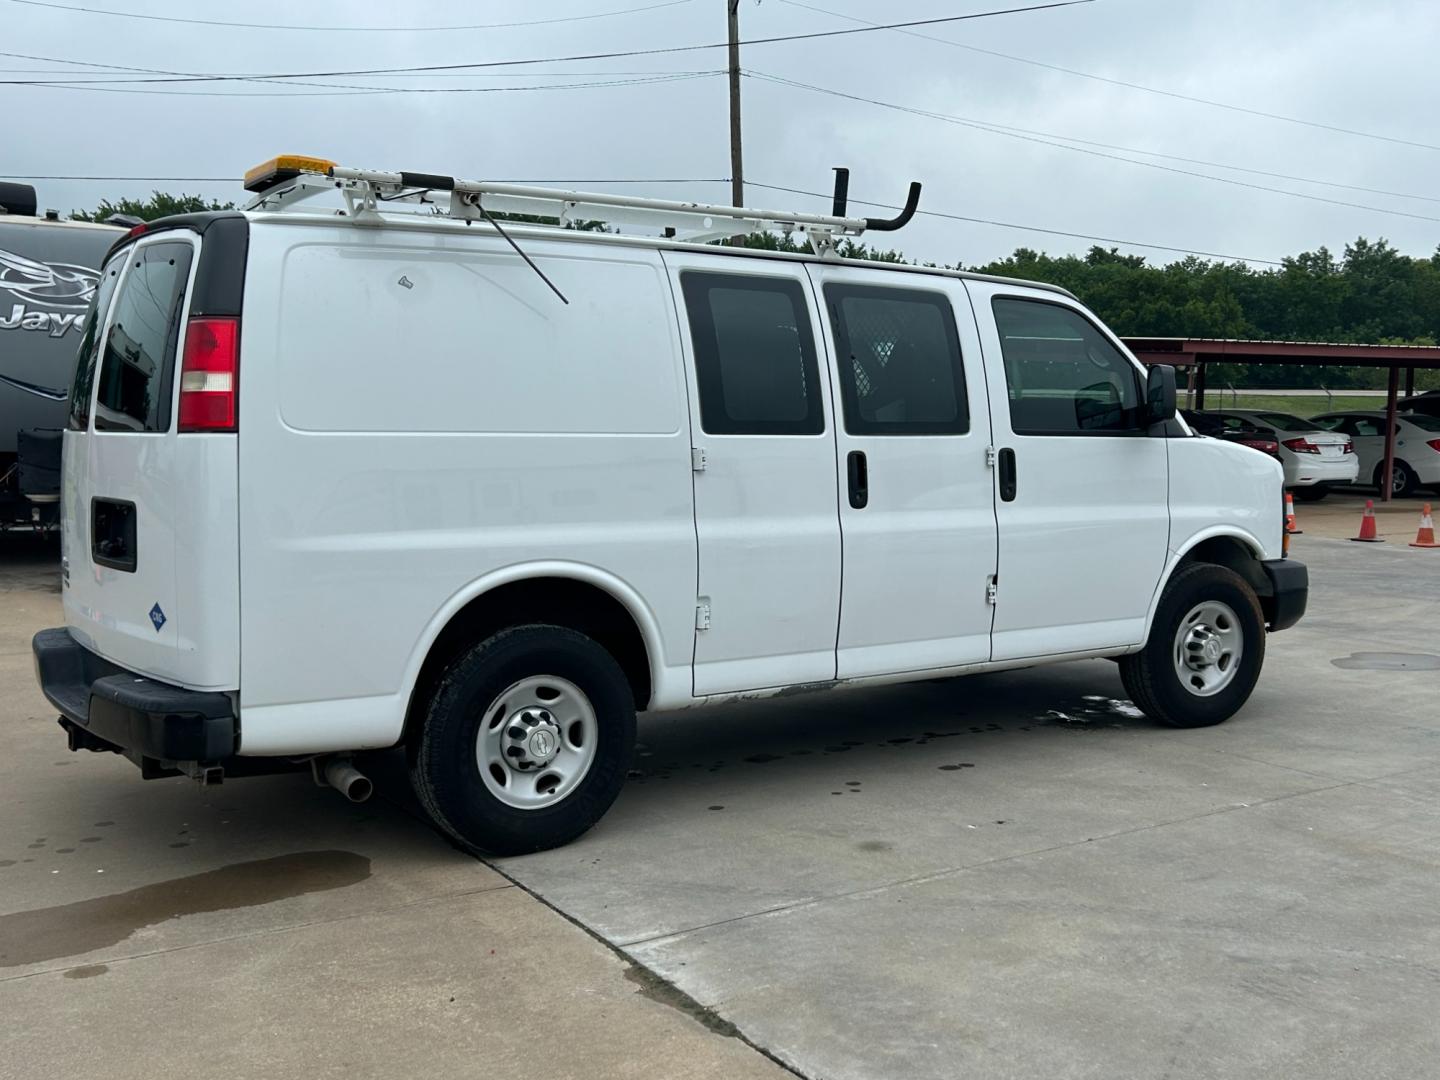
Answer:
1209, 409, 1357, 499
33, 157, 1308, 855
1312, 411, 1440, 497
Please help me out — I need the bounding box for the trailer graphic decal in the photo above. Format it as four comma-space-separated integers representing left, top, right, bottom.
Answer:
0, 246, 99, 338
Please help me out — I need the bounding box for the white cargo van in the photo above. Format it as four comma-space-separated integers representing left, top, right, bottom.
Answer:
34, 157, 1307, 855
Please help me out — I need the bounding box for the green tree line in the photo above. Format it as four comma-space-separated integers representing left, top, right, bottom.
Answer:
74, 192, 1440, 390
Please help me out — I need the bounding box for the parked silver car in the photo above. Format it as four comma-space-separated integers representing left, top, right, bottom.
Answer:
1208, 409, 1357, 500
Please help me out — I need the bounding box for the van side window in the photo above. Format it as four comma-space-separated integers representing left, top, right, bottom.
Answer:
681, 272, 824, 435
94, 240, 193, 433
68, 251, 126, 431
991, 298, 1142, 435
824, 284, 968, 435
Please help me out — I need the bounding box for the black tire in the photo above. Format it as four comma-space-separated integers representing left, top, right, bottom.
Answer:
1118, 562, 1265, 729
409, 625, 636, 857
1374, 460, 1419, 499
1289, 485, 1329, 502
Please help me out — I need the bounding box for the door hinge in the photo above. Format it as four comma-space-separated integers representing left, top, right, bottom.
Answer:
986, 577, 998, 605
695, 599, 712, 630
985, 445, 997, 468
691, 447, 708, 472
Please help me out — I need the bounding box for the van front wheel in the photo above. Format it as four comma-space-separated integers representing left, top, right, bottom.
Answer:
410, 625, 636, 856
1118, 563, 1265, 728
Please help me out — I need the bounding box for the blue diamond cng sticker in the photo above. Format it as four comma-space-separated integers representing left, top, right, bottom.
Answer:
149, 603, 167, 633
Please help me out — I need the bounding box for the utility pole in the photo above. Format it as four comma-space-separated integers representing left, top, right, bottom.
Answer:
727, 0, 744, 240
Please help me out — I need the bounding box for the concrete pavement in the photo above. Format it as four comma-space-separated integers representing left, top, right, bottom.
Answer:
497, 533, 1440, 1079
4, 529, 1438, 1079
0, 533, 791, 1080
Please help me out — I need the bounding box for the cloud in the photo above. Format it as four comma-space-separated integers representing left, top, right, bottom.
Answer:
6, 0, 1436, 266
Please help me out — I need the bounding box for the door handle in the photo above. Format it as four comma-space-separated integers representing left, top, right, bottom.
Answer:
847, 450, 869, 509
998, 448, 1017, 502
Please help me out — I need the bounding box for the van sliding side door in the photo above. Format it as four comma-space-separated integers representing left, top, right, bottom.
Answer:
662, 250, 842, 697
805, 265, 998, 675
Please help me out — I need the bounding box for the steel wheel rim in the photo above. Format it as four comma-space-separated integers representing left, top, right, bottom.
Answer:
476, 675, 598, 810
1173, 600, 1244, 698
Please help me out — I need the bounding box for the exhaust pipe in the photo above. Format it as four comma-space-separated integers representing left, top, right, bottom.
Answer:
320, 758, 373, 803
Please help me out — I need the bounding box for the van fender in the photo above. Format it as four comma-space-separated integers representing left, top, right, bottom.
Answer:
396, 559, 681, 716
1138, 526, 1268, 647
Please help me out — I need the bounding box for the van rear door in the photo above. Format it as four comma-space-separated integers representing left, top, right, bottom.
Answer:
62, 225, 241, 691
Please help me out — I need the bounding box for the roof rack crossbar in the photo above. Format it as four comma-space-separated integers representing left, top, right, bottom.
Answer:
243, 161, 920, 254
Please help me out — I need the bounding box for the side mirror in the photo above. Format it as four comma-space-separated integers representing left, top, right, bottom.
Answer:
1145, 364, 1177, 427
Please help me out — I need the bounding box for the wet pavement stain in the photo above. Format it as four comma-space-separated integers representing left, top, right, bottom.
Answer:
1332, 652, 1440, 671
0, 850, 371, 968
63, 964, 109, 980
742, 753, 783, 764
938, 763, 976, 771
856, 840, 893, 853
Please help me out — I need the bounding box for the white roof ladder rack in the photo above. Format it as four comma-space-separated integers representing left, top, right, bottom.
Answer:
242, 158, 921, 255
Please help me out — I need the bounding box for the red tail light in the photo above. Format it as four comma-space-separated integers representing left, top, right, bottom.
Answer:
1344, 440, 1355, 454
1282, 437, 1319, 454
178, 317, 239, 432
1428, 439, 1440, 453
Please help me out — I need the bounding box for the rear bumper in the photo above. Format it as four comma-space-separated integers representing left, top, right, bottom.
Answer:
1287, 457, 1359, 486
1260, 558, 1308, 632
32, 627, 237, 763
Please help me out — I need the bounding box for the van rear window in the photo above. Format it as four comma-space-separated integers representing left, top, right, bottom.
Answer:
68, 251, 125, 431
93, 240, 193, 433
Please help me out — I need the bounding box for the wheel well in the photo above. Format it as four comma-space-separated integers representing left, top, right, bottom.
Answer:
1178, 535, 1272, 602
404, 577, 653, 743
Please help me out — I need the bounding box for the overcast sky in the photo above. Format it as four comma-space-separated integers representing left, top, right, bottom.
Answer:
6, 0, 1438, 268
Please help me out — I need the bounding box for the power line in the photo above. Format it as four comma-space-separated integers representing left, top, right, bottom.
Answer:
749, 72, 1440, 225
739, 68, 1440, 207
749, 181, 1285, 265
0, 1, 1096, 86
1, 0, 697, 32
777, 0, 1440, 154
0, 49, 722, 96
28, 71, 724, 98
0, 67, 721, 78
7, 175, 731, 184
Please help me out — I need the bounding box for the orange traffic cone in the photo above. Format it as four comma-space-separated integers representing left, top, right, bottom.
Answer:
1284, 492, 1302, 535
1350, 499, 1384, 542
1410, 503, 1439, 548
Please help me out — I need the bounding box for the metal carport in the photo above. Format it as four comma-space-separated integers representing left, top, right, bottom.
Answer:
1123, 338, 1440, 501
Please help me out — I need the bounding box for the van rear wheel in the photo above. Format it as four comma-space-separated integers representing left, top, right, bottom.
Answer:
1118, 562, 1265, 728
410, 625, 636, 856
